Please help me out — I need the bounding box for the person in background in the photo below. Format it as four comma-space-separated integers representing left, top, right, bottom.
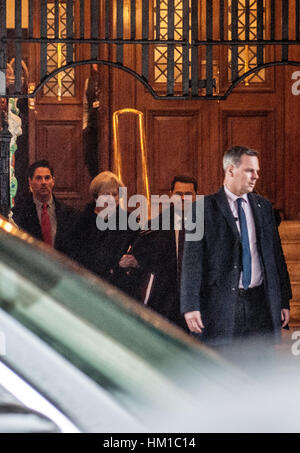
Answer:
13, 160, 76, 250
121, 175, 197, 330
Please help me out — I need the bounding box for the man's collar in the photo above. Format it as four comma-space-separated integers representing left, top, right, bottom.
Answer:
174, 210, 186, 229
224, 185, 248, 203
33, 195, 54, 207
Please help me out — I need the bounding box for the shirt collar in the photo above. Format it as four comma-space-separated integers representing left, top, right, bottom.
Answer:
33, 195, 54, 208
174, 210, 186, 229
224, 185, 248, 204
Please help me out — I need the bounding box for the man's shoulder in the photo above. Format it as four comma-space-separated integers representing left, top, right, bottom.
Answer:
252, 192, 271, 204
204, 189, 272, 207
204, 187, 224, 198
14, 193, 35, 207
202, 187, 225, 207
248, 192, 273, 210
12, 194, 39, 233
204, 192, 220, 202
13, 194, 36, 217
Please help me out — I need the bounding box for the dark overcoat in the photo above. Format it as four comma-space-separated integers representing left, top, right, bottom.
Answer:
180, 187, 292, 345
133, 207, 188, 330
60, 202, 142, 298
12, 194, 76, 250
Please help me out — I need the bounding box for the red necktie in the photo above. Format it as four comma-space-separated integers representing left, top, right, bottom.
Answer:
41, 203, 52, 246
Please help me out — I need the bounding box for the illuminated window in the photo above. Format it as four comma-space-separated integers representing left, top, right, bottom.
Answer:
43, 1, 75, 98
228, 0, 266, 84
153, 0, 191, 84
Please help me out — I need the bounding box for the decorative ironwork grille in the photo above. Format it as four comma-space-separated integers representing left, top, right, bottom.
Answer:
228, 0, 266, 84
0, 0, 299, 100
43, 1, 75, 98
154, 0, 190, 84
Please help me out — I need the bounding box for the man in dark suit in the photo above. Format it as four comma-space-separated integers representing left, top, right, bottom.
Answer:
181, 146, 291, 347
127, 175, 197, 330
13, 160, 76, 250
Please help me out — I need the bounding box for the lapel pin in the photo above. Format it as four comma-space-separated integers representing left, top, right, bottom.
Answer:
257, 203, 261, 208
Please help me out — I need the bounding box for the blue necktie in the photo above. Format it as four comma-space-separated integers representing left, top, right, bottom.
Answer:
236, 198, 252, 289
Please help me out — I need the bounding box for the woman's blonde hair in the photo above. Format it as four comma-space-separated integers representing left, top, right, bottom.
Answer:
89, 171, 124, 199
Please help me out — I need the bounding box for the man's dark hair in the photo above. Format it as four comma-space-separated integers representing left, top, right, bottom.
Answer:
171, 175, 198, 193
223, 146, 258, 170
28, 160, 54, 179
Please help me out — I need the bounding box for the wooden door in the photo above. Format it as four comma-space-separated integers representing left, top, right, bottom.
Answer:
27, 0, 91, 210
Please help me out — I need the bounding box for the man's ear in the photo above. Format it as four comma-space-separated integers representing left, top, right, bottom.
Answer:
28, 178, 33, 193
227, 164, 235, 177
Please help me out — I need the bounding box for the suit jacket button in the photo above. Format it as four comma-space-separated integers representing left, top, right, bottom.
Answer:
232, 287, 236, 291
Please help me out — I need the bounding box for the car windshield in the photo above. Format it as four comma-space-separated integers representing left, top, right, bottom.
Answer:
0, 216, 241, 426
2, 216, 300, 434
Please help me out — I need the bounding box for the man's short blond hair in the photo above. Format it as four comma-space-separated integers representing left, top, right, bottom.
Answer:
89, 171, 124, 199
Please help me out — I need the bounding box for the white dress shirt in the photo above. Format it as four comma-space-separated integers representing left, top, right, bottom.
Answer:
224, 185, 263, 288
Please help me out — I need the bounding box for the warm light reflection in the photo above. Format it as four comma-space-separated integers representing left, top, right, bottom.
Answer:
113, 109, 150, 208
0, 215, 29, 241
57, 42, 62, 101
3, 222, 13, 233
28, 82, 36, 110
0, 216, 16, 235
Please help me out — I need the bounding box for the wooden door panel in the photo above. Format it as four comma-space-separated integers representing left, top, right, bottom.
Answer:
36, 120, 84, 205
222, 110, 277, 204
148, 111, 199, 194
27, 1, 92, 210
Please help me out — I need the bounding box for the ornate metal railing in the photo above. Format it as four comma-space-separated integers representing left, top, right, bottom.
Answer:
0, 0, 299, 101
0, 1, 300, 217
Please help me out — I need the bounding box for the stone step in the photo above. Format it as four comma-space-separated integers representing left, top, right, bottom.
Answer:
291, 282, 300, 301
279, 222, 300, 326
281, 242, 300, 261
279, 220, 300, 241
290, 301, 300, 326
286, 262, 300, 282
